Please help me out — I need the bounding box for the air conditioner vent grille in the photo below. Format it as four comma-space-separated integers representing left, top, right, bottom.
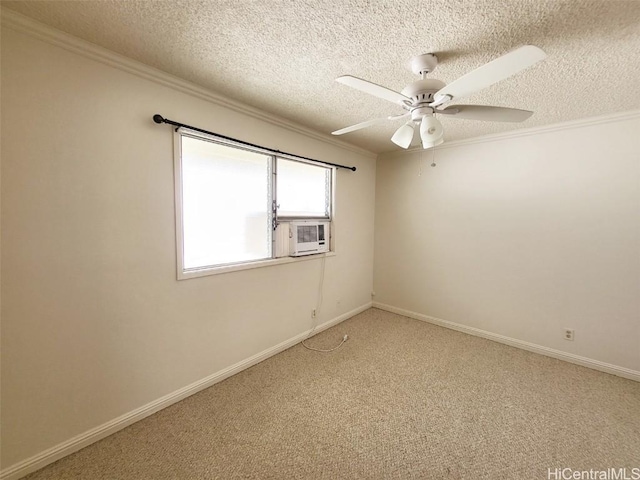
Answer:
298, 225, 318, 243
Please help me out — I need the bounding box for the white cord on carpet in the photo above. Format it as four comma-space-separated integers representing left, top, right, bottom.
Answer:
301, 254, 348, 352
301, 334, 349, 352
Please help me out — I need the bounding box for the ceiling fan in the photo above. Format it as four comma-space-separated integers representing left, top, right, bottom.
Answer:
331, 45, 547, 149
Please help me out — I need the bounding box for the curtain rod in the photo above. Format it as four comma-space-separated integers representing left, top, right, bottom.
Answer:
153, 115, 357, 171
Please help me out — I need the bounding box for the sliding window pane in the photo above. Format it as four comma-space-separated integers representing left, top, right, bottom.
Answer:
181, 136, 271, 269
277, 159, 330, 218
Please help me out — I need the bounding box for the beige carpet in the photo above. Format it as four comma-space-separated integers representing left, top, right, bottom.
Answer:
24, 308, 640, 479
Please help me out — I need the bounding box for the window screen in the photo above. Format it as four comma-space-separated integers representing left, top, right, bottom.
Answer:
277, 159, 331, 218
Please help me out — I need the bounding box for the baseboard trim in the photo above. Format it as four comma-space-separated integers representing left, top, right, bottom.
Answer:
372, 302, 640, 383
0, 302, 371, 480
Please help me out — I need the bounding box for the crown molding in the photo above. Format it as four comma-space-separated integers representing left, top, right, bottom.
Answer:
0, 8, 376, 159
4, 7, 638, 163
379, 109, 640, 160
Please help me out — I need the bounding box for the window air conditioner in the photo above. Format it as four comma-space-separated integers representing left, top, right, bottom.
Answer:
289, 221, 330, 256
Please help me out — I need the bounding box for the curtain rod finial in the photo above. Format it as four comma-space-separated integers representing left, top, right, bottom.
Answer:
153, 114, 165, 124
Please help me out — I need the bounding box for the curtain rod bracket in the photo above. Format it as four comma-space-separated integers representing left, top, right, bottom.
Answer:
153, 114, 356, 171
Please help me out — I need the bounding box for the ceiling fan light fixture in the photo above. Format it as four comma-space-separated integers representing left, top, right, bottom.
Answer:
420, 115, 444, 149
331, 46, 546, 148
391, 122, 415, 149
421, 137, 444, 149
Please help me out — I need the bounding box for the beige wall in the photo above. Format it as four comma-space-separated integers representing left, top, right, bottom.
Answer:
3, 11, 639, 476
0, 26, 376, 468
375, 115, 640, 372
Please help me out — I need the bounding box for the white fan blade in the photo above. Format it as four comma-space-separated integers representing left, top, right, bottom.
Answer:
331, 113, 409, 135
336, 75, 411, 105
431, 45, 546, 106
439, 105, 533, 122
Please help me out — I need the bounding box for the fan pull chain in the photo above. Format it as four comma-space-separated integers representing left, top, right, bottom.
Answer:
418, 149, 425, 176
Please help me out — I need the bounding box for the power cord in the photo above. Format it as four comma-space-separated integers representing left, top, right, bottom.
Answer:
302, 334, 349, 352
301, 254, 349, 352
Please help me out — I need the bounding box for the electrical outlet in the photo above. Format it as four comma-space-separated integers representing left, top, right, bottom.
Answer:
312, 309, 316, 318
564, 328, 575, 341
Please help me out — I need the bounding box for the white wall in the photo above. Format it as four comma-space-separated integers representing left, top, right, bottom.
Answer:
374, 114, 640, 373
0, 23, 376, 469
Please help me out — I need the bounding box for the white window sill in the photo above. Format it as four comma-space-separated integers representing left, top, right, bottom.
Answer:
178, 251, 336, 280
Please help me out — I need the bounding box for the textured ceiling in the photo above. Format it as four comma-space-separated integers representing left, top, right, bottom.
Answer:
3, 0, 640, 153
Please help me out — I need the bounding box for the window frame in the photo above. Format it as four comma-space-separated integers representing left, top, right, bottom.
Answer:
174, 129, 336, 280
274, 157, 333, 221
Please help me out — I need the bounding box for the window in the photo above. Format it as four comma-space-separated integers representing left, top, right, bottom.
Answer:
175, 130, 333, 276
276, 159, 331, 218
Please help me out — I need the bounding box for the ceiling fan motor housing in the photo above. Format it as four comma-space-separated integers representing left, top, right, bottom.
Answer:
402, 79, 446, 105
